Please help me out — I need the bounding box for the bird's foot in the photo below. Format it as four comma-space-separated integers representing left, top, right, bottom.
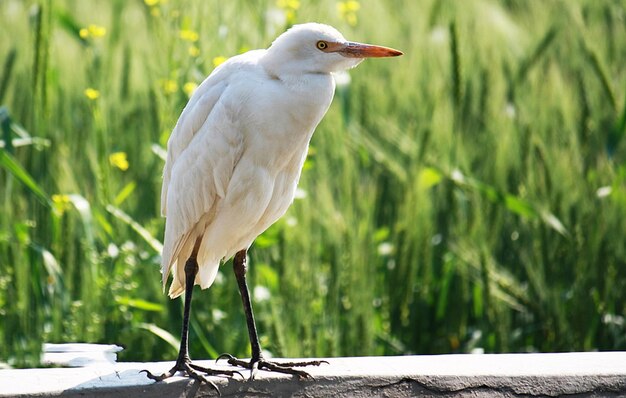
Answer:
216, 353, 328, 380
141, 357, 243, 393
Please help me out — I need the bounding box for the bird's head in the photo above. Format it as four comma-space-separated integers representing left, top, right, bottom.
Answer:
262, 23, 402, 76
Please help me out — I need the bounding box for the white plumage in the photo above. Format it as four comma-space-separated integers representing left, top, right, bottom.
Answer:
160, 23, 402, 298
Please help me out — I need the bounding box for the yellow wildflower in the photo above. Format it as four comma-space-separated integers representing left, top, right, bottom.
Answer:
144, 0, 159, 6
183, 82, 198, 97
337, 0, 360, 12
84, 88, 100, 100
188, 45, 200, 57
79, 24, 107, 39
277, 0, 300, 10
52, 194, 72, 215
179, 29, 199, 42
160, 79, 178, 94
90, 24, 106, 37
337, 1, 360, 26
109, 152, 129, 171
276, 0, 299, 23
212, 56, 227, 68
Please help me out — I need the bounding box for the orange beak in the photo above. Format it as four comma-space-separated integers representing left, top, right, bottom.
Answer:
335, 42, 403, 58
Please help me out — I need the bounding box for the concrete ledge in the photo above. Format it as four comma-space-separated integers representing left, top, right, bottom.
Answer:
1, 352, 626, 397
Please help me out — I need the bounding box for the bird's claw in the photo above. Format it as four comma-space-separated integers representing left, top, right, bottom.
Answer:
191, 363, 245, 380
216, 353, 236, 363
216, 353, 328, 380
141, 359, 243, 395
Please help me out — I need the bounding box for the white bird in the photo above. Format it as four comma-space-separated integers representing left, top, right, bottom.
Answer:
143, 22, 402, 387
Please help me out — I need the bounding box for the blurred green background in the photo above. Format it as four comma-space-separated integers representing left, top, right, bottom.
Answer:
1, 0, 625, 367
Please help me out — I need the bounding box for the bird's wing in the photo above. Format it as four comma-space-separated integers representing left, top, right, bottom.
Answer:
161, 69, 229, 217
159, 59, 251, 291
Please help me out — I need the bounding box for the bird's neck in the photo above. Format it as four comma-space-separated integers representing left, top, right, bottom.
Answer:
260, 52, 328, 83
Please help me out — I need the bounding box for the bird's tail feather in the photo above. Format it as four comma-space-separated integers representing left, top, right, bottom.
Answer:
162, 230, 195, 298
167, 259, 220, 298
165, 234, 222, 299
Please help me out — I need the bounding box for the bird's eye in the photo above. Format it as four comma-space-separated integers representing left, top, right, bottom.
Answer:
316, 41, 328, 50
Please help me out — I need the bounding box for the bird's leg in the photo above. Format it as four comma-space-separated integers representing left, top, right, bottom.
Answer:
141, 253, 241, 390
218, 250, 327, 379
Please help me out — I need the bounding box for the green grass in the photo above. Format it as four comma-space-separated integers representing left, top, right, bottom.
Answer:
1, 0, 625, 367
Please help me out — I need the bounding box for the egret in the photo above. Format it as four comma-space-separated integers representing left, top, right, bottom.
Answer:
142, 22, 402, 385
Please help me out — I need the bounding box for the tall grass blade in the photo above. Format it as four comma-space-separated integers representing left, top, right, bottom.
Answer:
67, 194, 95, 244
190, 318, 220, 359
0, 107, 13, 154
0, 137, 50, 150
0, 149, 51, 206
136, 323, 179, 352
449, 22, 461, 110
582, 42, 617, 112
115, 296, 164, 312
113, 182, 136, 206
54, 9, 89, 46
449, 169, 567, 236
106, 204, 164, 253
0, 49, 17, 104
151, 144, 167, 162
30, 3, 43, 100
516, 27, 557, 85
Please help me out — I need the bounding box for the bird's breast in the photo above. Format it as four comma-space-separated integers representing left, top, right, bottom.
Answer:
234, 72, 335, 172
